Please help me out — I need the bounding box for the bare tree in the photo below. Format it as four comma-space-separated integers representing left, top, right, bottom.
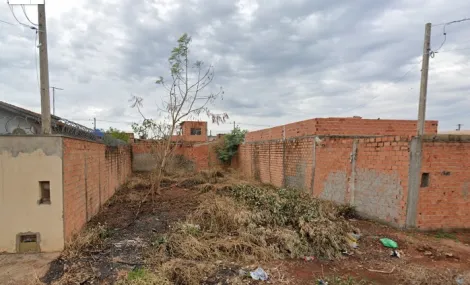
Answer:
131, 33, 228, 197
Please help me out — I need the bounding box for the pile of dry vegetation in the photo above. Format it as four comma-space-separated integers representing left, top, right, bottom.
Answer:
127, 173, 359, 284
57, 169, 358, 285
167, 184, 356, 262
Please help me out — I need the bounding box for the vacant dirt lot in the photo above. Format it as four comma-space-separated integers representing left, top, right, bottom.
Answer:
8, 170, 470, 285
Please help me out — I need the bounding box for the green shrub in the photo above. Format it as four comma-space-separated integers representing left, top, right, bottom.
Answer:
215, 128, 247, 163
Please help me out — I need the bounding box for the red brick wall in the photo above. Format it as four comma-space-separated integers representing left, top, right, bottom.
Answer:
131, 140, 223, 171
236, 135, 412, 227
417, 139, 470, 229
63, 138, 131, 241
245, 117, 438, 142
354, 136, 411, 226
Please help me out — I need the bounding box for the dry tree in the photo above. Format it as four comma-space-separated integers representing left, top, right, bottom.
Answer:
130, 33, 228, 200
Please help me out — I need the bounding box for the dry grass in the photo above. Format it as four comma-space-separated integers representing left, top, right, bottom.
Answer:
223, 184, 357, 259
115, 268, 171, 285
163, 183, 355, 269
160, 259, 215, 285
397, 264, 468, 285
126, 175, 151, 190
63, 223, 108, 259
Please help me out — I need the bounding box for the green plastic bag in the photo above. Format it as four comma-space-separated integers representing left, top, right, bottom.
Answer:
380, 238, 398, 249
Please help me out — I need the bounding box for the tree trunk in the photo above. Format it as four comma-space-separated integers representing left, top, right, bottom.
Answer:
154, 128, 175, 196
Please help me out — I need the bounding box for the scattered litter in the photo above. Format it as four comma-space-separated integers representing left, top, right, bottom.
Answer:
317, 280, 328, 285
367, 266, 396, 274
341, 250, 353, 256
250, 267, 268, 281
304, 256, 315, 262
424, 251, 433, 256
238, 269, 248, 276
445, 252, 454, 258
346, 232, 361, 248
456, 275, 465, 285
390, 249, 401, 258
380, 238, 398, 249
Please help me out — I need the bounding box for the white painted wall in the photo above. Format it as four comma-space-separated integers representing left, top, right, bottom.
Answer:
0, 136, 64, 252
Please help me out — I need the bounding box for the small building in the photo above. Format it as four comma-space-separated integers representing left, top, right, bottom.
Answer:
171, 121, 208, 143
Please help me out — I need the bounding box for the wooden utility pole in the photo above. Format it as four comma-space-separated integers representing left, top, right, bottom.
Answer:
38, 3, 51, 134
93, 118, 97, 130
417, 23, 432, 136
51, 86, 63, 115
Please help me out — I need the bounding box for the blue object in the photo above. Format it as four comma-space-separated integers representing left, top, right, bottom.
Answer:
93, 129, 104, 138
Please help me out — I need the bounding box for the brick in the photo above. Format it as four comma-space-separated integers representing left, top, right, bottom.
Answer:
63, 138, 131, 241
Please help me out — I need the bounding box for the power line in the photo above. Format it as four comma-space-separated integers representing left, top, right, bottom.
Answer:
21, 5, 38, 26
7, 4, 37, 30
0, 19, 15, 26
34, 31, 39, 92
224, 122, 271, 127
432, 17, 470, 53
343, 59, 423, 113
438, 46, 470, 53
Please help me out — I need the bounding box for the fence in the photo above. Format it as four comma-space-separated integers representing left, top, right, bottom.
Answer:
0, 115, 127, 146
235, 133, 470, 230
237, 134, 413, 227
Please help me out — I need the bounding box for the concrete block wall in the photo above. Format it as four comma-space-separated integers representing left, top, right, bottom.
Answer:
245, 117, 438, 142
63, 138, 131, 241
416, 136, 470, 229
354, 136, 411, 226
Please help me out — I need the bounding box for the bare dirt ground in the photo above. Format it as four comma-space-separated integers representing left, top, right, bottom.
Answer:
8, 170, 470, 285
0, 252, 60, 285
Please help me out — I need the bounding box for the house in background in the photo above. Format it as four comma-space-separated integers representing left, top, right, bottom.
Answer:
0, 101, 62, 135
171, 121, 208, 143
0, 101, 102, 142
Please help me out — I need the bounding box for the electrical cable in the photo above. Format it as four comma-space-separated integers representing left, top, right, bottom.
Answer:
0, 19, 15, 26
34, 31, 40, 92
343, 59, 423, 113
21, 5, 38, 26
432, 17, 470, 53
8, 4, 37, 30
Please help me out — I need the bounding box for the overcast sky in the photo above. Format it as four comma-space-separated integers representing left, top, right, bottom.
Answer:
1, 0, 470, 134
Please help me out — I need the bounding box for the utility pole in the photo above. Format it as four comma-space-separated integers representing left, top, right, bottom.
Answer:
457, 124, 463, 131
38, 3, 51, 134
406, 22, 432, 228
50, 86, 63, 115
93, 118, 97, 130
417, 23, 432, 136
233, 121, 235, 130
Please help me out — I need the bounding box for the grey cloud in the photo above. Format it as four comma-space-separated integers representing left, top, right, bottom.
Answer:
2, 0, 470, 135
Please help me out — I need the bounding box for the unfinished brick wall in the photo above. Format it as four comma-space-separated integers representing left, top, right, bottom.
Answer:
416, 136, 470, 230
245, 117, 438, 142
236, 135, 413, 227
63, 138, 131, 241
354, 136, 411, 226
313, 137, 355, 204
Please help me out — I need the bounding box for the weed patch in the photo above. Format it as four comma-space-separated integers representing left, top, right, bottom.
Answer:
64, 223, 108, 258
